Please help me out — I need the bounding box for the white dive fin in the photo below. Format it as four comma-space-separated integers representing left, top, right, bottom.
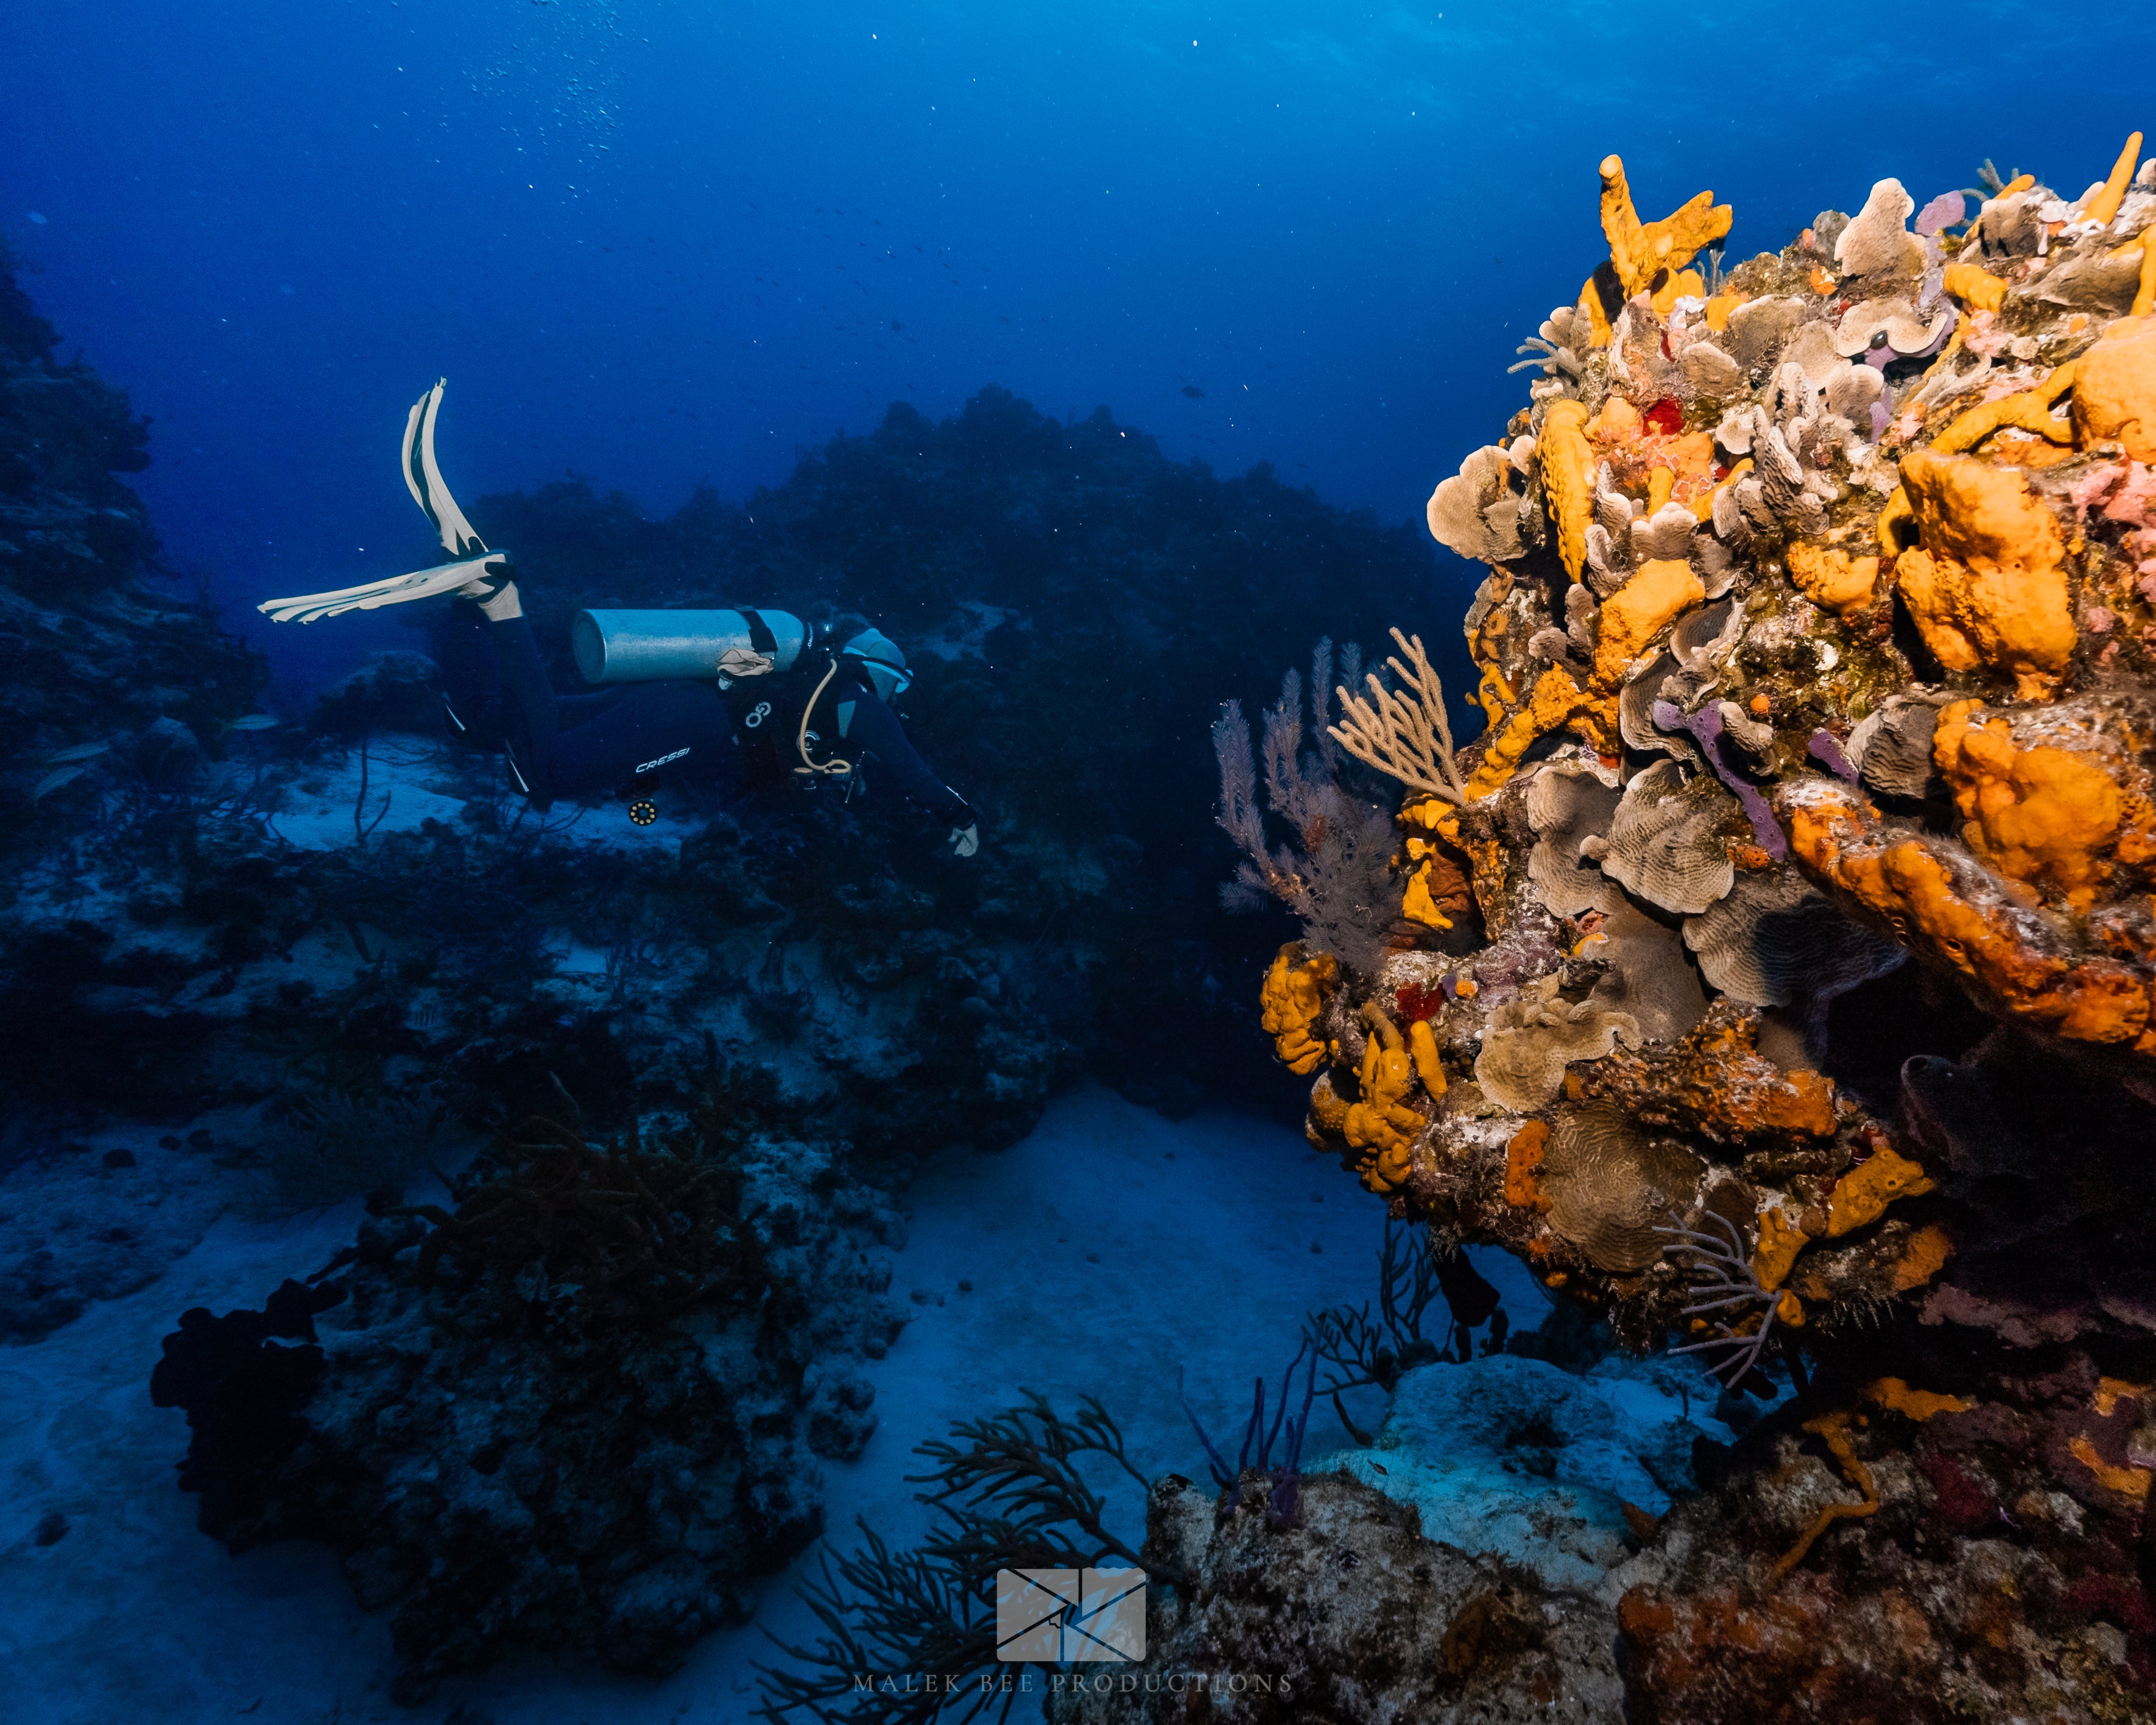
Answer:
401, 379, 487, 557
257, 554, 499, 624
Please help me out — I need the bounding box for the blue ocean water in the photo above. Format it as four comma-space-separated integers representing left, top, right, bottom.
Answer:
5, 4, 2155, 1721
3, 0, 2131, 688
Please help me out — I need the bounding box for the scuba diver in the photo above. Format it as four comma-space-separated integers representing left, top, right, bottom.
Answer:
258, 382, 979, 856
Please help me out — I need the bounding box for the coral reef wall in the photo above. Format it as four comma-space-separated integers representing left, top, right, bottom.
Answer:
1250, 143, 2156, 1718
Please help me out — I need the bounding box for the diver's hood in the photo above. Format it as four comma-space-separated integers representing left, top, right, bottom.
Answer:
840, 628, 911, 703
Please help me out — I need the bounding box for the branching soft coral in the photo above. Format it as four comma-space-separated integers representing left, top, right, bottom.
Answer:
1302, 1218, 1500, 1442
1656, 1211, 1784, 1390
1327, 627, 1469, 803
756, 1391, 1164, 1724
1215, 651, 1401, 978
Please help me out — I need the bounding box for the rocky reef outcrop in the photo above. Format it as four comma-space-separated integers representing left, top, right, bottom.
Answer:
1228, 138, 2156, 1717
1045, 1346, 1747, 1724
1048, 1467, 1627, 1724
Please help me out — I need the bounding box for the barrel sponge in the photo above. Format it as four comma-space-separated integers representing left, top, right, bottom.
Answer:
1539, 1101, 1705, 1273
1753, 1205, 1811, 1291
1786, 542, 1880, 616
1260, 945, 1338, 1075
2079, 130, 2144, 230
1825, 1145, 1935, 1238
2071, 314, 2156, 461
1504, 1120, 1551, 1212
1893, 450, 2074, 693
1344, 1003, 1425, 1191
1474, 973, 1639, 1112
1407, 1018, 1448, 1099
1465, 666, 1612, 799
1932, 700, 2126, 912
1597, 154, 1733, 303
1941, 260, 2007, 314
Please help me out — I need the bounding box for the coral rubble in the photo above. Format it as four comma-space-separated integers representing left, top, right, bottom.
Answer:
1258, 136, 2156, 1715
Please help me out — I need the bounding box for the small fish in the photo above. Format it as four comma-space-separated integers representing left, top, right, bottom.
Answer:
224, 714, 280, 732
1182, 384, 1205, 399
44, 741, 110, 763
33, 765, 86, 800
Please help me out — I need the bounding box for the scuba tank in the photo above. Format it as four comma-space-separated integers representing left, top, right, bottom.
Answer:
569, 608, 808, 686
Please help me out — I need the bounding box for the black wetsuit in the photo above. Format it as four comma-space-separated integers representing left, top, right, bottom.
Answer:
446, 609, 970, 823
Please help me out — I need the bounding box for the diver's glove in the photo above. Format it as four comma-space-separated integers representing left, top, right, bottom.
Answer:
947, 821, 981, 859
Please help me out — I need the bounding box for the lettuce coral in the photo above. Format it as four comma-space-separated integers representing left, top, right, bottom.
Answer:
1474, 975, 1638, 1112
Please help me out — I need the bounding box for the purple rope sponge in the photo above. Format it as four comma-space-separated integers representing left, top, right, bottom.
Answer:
1652, 698, 1788, 860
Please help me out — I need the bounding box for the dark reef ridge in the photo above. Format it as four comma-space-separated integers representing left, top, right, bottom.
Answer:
0, 240, 262, 800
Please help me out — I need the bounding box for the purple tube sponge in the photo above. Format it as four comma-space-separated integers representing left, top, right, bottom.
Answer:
1178, 1339, 1320, 1529
1652, 699, 1788, 860
1808, 730, 1861, 785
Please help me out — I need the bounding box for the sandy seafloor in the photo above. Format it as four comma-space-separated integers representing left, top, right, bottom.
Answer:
5, 1081, 1545, 1725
